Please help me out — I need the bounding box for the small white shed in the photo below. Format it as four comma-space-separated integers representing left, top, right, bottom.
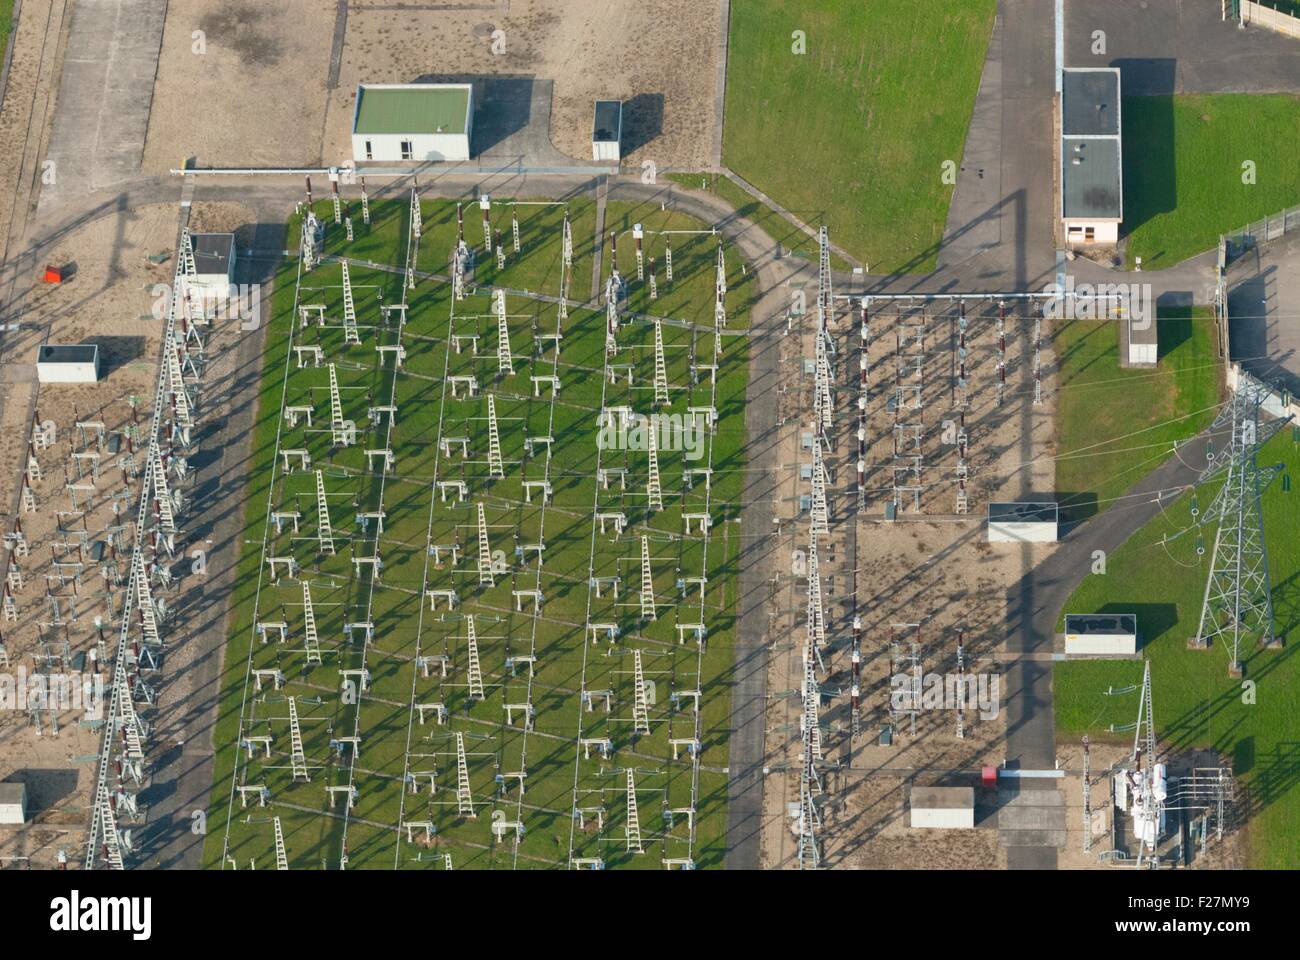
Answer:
0, 783, 27, 825
352, 83, 474, 163
1127, 311, 1157, 366
592, 100, 622, 162
189, 233, 237, 289
909, 786, 975, 829
1065, 613, 1138, 656
987, 501, 1059, 543
36, 344, 100, 384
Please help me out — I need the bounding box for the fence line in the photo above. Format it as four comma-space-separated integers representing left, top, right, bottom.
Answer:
1222, 203, 1300, 259
1240, 1, 1300, 39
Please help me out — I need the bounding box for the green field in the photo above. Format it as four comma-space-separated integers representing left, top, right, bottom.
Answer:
204, 196, 751, 869
722, 0, 994, 274
1053, 307, 1222, 521
1054, 428, 1300, 868
0, 1, 13, 71
664, 173, 856, 272
1123, 94, 1300, 268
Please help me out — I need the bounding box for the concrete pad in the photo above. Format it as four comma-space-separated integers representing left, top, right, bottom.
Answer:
40, 0, 166, 209
1229, 231, 1300, 396
1065, 0, 1300, 95
996, 788, 1067, 848
938, 14, 1004, 270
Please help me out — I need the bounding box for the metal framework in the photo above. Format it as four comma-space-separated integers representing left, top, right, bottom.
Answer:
1192, 372, 1289, 673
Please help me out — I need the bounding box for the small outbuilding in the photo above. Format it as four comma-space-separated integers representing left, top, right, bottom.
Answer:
35, 344, 100, 384
1126, 310, 1157, 367
0, 782, 27, 825
987, 501, 1059, 543
188, 233, 236, 289
909, 786, 975, 830
1060, 68, 1123, 247
352, 83, 474, 163
1065, 613, 1138, 656
592, 100, 623, 162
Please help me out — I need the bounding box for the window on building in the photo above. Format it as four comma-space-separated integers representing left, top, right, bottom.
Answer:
364, 140, 373, 160
400, 140, 413, 160
1084, 227, 1096, 242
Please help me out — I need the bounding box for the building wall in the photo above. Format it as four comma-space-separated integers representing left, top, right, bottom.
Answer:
1063, 220, 1119, 245
910, 807, 975, 829
1064, 633, 1137, 656
593, 139, 620, 162
353, 132, 470, 163
1127, 342, 1157, 366
37, 361, 99, 384
988, 521, 1058, 543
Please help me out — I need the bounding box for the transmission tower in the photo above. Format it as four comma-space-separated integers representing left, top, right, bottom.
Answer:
315, 470, 334, 554
487, 394, 505, 479
456, 732, 474, 817
288, 696, 310, 781
639, 536, 655, 620
810, 440, 830, 537
476, 502, 494, 586
495, 289, 513, 375
646, 424, 663, 513
302, 581, 321, 665
465, 614, 485, 700
625, 769, 643, 852
653, 319, 669, 405
341, 260, 360, 345
632, 649, 651, 735
1131, 661, 1162, 868
1192, 373, 1289, 674
274, 816, 289, 870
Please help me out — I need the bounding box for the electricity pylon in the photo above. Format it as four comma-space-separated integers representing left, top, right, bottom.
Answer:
1192, 373, 1290, 675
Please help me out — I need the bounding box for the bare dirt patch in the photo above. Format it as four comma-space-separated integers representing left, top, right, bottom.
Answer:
326, 0, 723, 168
141, 0, 338, 172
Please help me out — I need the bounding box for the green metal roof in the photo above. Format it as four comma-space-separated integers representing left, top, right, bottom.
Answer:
354, 86, 470, 136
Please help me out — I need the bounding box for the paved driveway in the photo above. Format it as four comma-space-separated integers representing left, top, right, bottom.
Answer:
1065, 0, 1300, 94
39, 0, 166, 210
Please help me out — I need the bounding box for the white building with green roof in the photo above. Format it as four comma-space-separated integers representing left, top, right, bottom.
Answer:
351, 83, 474, 163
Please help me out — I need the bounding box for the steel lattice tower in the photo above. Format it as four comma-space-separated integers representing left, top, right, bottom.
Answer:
1193, 373, 1289, 674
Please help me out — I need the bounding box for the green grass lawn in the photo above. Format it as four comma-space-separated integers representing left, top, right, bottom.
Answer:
722, 0, 994, 274
204, 198, 751, 869
1054, 427, 1300, 867
0, 1, 13, 69
1053, 307, 1222, 522
664, 173, 856, 272
1262, 1, 1300, 18
1122, 94, 1300, 268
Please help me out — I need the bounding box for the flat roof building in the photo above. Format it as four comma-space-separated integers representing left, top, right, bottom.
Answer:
352, 83, 474, 163
1060, 68, 1123, 246
1064, 613, 1139, 656
987, 501, 1059, 543
35, 343, 100, 384
592, 100, 622, 163
909, 786, 975, 830
0, 782, 28, 825
189, 233, 236, 288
